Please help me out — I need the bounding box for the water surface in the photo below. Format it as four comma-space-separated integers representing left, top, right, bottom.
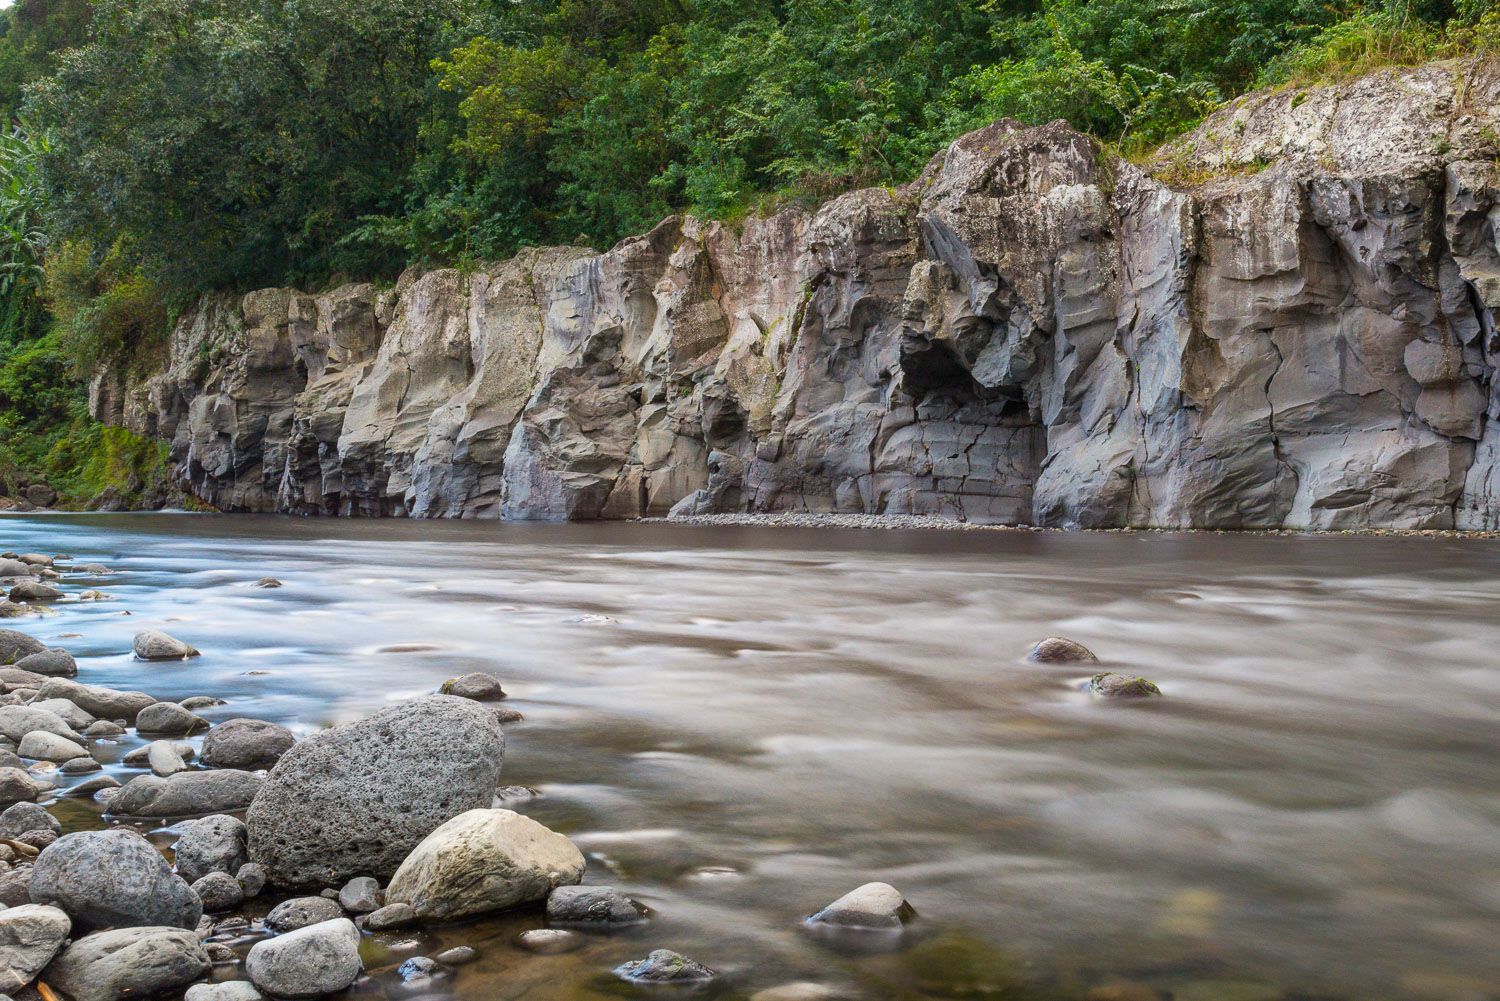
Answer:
4, 514, 1498, 1001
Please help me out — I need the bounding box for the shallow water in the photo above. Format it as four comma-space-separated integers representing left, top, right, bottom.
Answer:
3, 513, 1499, 1001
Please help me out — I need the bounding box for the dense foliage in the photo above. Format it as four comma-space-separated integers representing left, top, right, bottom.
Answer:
0, 0, 1491, 504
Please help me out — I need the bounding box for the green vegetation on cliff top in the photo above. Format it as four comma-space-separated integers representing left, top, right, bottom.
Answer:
0, 0, 1493, 506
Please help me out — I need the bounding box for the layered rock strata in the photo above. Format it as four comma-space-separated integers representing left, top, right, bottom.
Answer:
92, 59, 1500, 529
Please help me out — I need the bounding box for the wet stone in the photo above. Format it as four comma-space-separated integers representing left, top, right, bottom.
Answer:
615, 949, 716, 984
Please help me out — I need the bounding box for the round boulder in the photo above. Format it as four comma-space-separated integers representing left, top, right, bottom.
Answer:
1027, 637, 1100, 664
136, 702, 209, 736
200, 718, 295, 771
45, 926, 209, 1001
807, 882, 916, 930
30, 829, 202, 932
173, 814, 249, 884
18, 731, 88, 763
246, 695, 504, 887
244, 918, 361, 999
263, 896, 344, 933
385, 808, 585, 922
133, 631, 199, 661
439, 672, 507, 701
0, 801, 61, 839
14, 649, 78, 678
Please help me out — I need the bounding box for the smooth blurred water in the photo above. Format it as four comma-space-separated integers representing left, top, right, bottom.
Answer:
3, 513, 1499, 1001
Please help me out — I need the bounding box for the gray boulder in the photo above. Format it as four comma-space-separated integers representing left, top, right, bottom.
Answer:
17, 731, 87, 763
7, 582, 61, 604
13, 650, 77, 678
0, 802, 60, 839
136, 702, 208, 736
439, 672, 507, 701
29, 829, 202, 932
385, 808, 583, 921
108, 770, 263, 819
246, 695, 504, 887
0, 631, 43, 665
173, 815, 248, 884
359, 902, 414, 931
0, 705, 79, 744
264, 896, 344, 933
244, 918, 361, 999
16, 555, 51, 568
44, 927, 209, 1001
546, 885, 647, 927
84, 720, 125, 738
807, 882, 915, 930
132, 631, 199, 661
337, 876, 381, 914
200, 718, 295, 771
0, 903, 71, 992
0, 559, 32, 578
0, 863, 32, 906
124, 741, 193, 766
30, 698, 93, 730
36, 679, 155, 723
186, 982, 265, 1001
236, 863, 267, 899
0, 768, 49, 806
148, 740, 189, 776
190, 872, 243, 913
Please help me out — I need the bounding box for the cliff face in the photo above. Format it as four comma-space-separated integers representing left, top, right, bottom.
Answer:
91, 59, 1500, 529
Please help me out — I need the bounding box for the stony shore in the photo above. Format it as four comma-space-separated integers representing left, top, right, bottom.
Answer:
0, 542, 980, 1001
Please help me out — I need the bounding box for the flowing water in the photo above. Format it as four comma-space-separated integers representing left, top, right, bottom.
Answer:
3, 513, 1499, 1001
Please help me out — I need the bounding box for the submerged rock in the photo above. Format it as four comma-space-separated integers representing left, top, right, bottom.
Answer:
46, 926, 210, 1001
136, 702, 209, 736
385, 808, 585, 921
132, 631, 200, 661
30, 829, 202, 932
246, 695, 504, 887
108, 770, 263, 818
200, 717, 295, 771
546, 885, 647, 927
807, 882, 916, 930
244, 918, 362, 999
614, 949, 716, 984
1086, 673, 1163, 699
516, 929, 583, 954
0, 903, 71, 992
1027, 637, 1099, 664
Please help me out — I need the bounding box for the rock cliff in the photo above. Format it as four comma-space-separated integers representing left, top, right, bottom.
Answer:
91, 58, 1500, 529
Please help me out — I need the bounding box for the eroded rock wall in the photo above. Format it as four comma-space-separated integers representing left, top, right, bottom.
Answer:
91, 58, 1500, 529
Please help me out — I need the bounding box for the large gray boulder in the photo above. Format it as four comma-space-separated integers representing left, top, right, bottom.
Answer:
13, 649, 77, 678
135, 702, 208, 736
0, 903, 71, 992
0, 801, 60, 839
200, 718, 295, 771
172, 815, 249, 884
0, 767, 50, 806
385, 808, 585, 921
35, 679, 155, 723
0, 558, 33, 578
44, 926, 209, 1001
0, 705, 81, 744
17, 731, 87, 763
132, 631, 199, 661
31, 698, 93, 730
246, 695, 504, 887
244, 918, 361, 999
29, 829, 202, 932
108, 770, 263, 819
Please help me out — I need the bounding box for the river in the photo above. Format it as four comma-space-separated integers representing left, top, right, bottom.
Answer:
3, 513, 1498, 1001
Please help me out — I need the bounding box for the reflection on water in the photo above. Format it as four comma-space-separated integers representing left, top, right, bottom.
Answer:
4, 513, 1499, 1001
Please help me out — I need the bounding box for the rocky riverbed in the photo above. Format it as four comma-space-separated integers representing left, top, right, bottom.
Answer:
0, 513, 1497, 1001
